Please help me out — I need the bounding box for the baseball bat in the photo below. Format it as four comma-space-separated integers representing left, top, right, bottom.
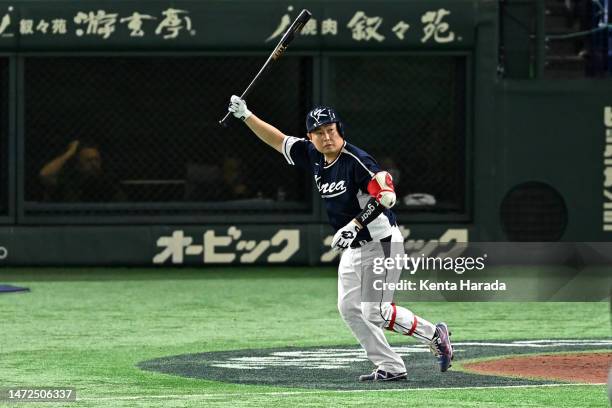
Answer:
219, 9, 312, 126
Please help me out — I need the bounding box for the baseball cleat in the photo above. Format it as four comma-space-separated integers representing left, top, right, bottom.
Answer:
359, 369, 407, 382
431, 322, 454, 372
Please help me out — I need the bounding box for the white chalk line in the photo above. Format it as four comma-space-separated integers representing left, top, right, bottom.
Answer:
77, 383, 606, 401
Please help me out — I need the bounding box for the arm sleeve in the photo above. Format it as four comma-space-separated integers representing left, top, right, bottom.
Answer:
356, 197, 384, 227
281, 136, 311, 169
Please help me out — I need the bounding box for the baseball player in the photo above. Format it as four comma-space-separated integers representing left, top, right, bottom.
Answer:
228, 96, 453, 381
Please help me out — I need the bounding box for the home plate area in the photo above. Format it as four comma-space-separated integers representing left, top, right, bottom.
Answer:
138, 340, 612, 390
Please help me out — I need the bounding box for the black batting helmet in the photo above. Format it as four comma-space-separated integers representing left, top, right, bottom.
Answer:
305, 106, 344, 136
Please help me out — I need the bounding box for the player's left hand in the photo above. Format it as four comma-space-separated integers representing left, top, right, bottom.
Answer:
331, 220, 361, 252
228, 95, 252, 121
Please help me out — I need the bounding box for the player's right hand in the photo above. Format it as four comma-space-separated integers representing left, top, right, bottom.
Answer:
228, 95, 252, 121
331, 220, 361, 252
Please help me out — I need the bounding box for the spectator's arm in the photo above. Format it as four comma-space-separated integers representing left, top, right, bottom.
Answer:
39, 140, 79, 187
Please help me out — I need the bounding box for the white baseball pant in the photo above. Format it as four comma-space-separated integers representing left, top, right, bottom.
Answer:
337, 226, 437, 373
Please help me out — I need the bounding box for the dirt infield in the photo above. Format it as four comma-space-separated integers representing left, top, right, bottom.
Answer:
463, 352, 612, 383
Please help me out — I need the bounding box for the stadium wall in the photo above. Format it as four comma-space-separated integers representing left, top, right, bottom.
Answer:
0, 0, 610, 265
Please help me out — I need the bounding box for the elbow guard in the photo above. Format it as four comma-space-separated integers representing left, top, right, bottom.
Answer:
367, 171, 396, 209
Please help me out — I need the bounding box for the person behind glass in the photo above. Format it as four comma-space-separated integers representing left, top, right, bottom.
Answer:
221, 157, 250, 200
39, 140, 125, 202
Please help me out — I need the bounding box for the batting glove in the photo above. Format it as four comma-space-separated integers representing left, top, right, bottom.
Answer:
331, 220, 361, 252
228, 95, 252, 121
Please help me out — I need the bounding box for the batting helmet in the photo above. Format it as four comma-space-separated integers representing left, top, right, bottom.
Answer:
305, 106, 344, 136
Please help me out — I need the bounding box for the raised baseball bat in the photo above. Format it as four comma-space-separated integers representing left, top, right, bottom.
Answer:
219, 9, 312, 126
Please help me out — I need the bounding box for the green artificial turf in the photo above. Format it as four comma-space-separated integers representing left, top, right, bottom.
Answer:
0, 267, 609, 407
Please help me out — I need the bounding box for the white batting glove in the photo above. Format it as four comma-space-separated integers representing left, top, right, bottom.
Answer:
331, 220, 361, 252
228, 95, 252, 121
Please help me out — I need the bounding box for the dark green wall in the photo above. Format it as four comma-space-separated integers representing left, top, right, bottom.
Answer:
0, 0, 611, 266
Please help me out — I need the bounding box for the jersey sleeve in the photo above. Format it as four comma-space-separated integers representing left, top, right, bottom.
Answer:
352, 151, 381, 193
282, 136, 311, 169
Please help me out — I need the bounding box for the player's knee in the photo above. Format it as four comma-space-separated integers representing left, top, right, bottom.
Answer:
338, 299, 360, 321
361, 302, 389, 327
361, 302, 382, 326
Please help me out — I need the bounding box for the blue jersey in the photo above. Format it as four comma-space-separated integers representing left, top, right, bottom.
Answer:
282, 136, 397, 241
